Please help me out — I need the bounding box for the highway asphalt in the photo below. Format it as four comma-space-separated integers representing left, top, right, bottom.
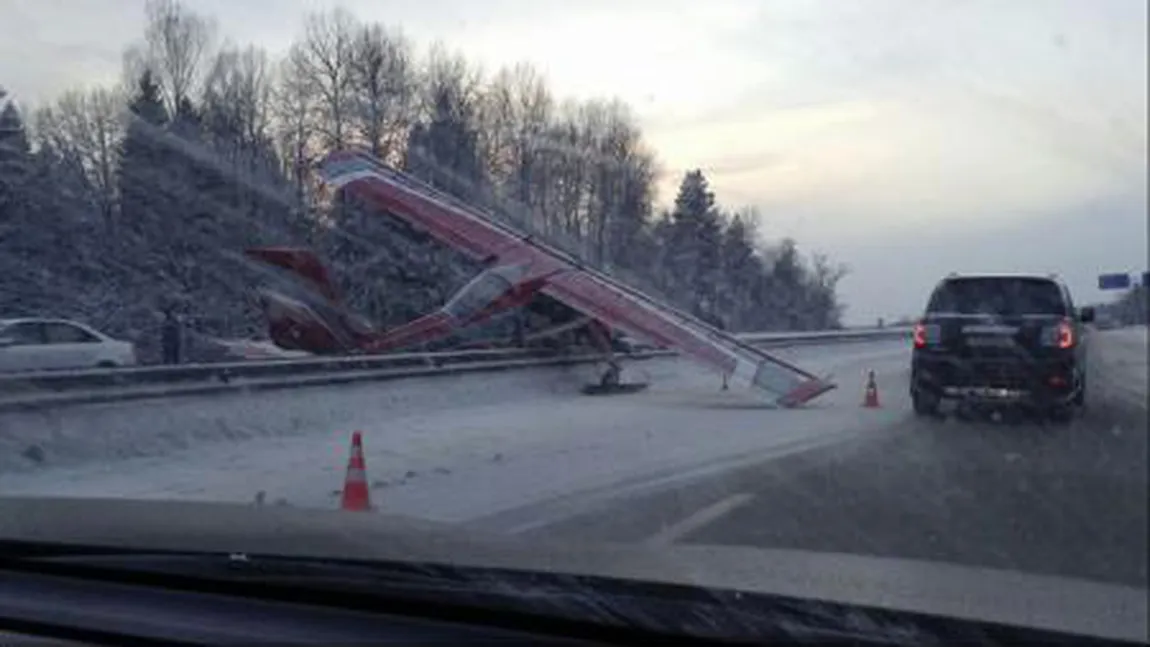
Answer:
5, 329, 1143, 590
513, 331, 1149, 589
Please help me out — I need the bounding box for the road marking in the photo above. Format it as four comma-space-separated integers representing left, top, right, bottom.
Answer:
644, 492, 754, 546
489, 427, 866, 536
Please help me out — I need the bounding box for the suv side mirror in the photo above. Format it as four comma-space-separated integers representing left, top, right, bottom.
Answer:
1079, 307, 1096, 323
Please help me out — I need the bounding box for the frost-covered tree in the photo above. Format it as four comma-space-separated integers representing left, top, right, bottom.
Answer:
117, 69, 170, 256
349, 23, 416, 162
663, 170, 724, 320
719, 211, 763, 330
404, 45, 485, 201
1, 88, 112, 321
126, 0, 217, 117
291, 8, 358, 150
34, 87, 124, 227
0, 87, 31, 227
6, 2, 849, 365
1113, 284, 1148, 325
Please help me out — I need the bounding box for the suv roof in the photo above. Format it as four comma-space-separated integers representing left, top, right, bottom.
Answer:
927, 274, 1072, 317
943, 272, 1063, 283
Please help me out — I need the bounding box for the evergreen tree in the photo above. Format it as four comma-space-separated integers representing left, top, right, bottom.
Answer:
117, 69, 171, 249
404, 85, 485, 203
0, 87, 31, 227
665, 170, 724, 320
719, 213, 762, 330
2, 4, 849, 363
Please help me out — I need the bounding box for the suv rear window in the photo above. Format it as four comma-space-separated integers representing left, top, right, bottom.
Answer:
927, 278, 1068, 316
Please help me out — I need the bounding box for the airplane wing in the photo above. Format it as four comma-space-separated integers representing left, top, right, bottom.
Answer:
319, 150, 516, 262
316, 149, 835, 407
539, 275, 835, 407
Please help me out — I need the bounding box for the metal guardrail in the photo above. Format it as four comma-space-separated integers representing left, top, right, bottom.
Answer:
0, 327, 911, 411
0, 350, 682, 412
739, 327, 912, 345
1, 347, 550, 391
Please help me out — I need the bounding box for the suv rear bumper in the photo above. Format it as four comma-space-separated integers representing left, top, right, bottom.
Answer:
911, 351, 1081, 407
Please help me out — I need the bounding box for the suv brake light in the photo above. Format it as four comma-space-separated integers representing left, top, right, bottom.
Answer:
1056, 319, 1074, 349
913, 322, 927, 348
1042, 318, 1075, 349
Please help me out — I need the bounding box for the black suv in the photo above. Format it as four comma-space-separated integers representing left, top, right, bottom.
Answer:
910, 274, 1094, 420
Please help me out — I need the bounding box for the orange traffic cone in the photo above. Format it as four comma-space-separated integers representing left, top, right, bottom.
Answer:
340, 431, 372, 511
862, 371, 881, 408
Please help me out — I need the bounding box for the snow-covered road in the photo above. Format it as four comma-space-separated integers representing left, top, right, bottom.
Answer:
4, 331, 1143, 590
1089, 325, 1148, 416
0, 341, 913, 523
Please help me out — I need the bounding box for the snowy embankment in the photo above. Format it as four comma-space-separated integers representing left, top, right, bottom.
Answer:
0, 341, 913, 522
0, 357, 636, 472
1090, 326, 1148, 416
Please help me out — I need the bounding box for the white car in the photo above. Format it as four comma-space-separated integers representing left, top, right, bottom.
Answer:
0, 318, 137, 372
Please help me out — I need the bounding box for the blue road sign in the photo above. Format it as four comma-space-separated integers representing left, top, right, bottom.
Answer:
1098, 273, 1131, 290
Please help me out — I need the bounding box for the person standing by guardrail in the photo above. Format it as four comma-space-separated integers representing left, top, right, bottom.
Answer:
161, 307, 182, 365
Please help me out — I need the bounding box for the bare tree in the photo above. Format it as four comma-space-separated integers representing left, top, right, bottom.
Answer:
291, 8, 358, 150
271, 55, 316, 210
541, 101, 588, 243
33, 87, 125, 223
202, 45, 274, 153
419, 43, 484, 121
481, 64, 552, 211
478, 67, 516, 182
584, 100, 650, 267
137, 0, 218, 116
349, 23, 416, 163
402, 43, 486, 200
510, 65, 552, 208
198, 44, 286, 235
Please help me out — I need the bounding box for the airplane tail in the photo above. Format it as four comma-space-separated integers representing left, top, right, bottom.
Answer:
245, 247, 373, 354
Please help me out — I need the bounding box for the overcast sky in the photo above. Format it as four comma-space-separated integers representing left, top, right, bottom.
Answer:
2, 0, 1146, 324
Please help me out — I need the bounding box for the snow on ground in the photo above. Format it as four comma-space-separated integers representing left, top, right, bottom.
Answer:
1090, 326, 1148, 414
0, 359, 627, 472
0, 341, 913, 524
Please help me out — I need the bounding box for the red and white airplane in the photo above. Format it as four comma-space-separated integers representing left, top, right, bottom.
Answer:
247, 149, 835, 407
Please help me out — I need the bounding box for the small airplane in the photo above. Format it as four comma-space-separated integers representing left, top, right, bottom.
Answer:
246, 149, 835, 406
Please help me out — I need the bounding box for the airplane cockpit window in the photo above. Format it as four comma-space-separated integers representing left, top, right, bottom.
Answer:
443, 265, 524, 320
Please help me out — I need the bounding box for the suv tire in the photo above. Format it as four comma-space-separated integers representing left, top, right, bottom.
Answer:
1048, 404, 1074, 424
1073, 373, 1086, 407
912, 389, 940, 417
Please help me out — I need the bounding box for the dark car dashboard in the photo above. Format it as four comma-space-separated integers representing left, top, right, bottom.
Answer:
0, 567, 599, 646
1, 545, 1145, 647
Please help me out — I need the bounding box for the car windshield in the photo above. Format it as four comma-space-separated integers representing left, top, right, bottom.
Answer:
0, 1, 1146, 640
927, 278, 1069, 316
